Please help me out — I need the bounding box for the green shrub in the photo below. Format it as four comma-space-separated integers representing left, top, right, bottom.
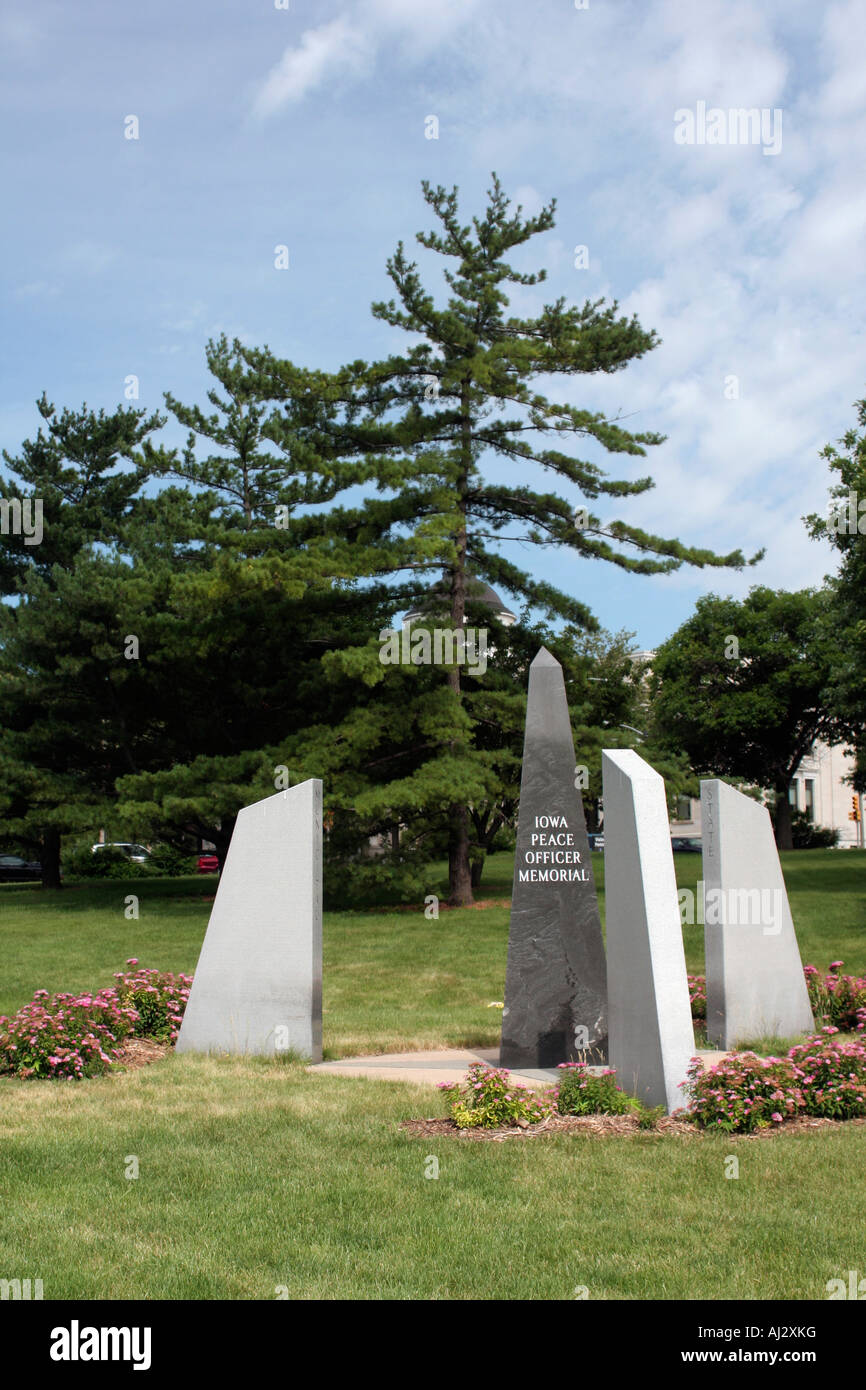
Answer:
63, 846, 151, 881
146, 843, 197, 876
790, 809, 839, 849
323, 852, 431, 909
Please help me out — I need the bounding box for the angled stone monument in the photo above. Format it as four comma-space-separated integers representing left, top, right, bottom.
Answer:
602, 749, 694, 1111
500, 648, 608, 1068
701, 779, 814, 1048
177, 779, 322, 1061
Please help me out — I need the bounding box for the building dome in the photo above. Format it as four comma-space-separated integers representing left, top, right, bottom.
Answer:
403, 574, 517, 628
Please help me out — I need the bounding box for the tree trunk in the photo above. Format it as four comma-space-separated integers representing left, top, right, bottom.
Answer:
470, 854, 484, 890
40, 827, 62, 890
446, 385, 474, 907
448, 803, 474, 906
213, 815, 237, 872
774, 782, 793, 851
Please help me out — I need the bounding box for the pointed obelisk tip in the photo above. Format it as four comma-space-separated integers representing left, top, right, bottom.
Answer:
530, 646, 561, 668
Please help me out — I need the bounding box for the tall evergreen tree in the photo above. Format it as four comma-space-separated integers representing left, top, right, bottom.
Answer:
251, 175, 757, 903
0, 396, 162, 593
0, 399, 164, 884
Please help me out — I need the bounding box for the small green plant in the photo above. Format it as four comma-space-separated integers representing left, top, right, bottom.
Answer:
636, 1104, 665, 1130
438, 1063, 555, 1129
556, 1063, 634, 1116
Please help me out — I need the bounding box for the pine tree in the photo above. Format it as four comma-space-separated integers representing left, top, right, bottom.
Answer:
260, 175, 757, 903
0, 399, 164, 884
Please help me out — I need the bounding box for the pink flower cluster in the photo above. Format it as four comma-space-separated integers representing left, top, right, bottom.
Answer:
788, 1029, 866, 1120
687, 962, 866, 1033
687, 974, 707, 1022
803, 961, 866, 1033
683, 1028, 866, 1132
0, 961, 192, 1081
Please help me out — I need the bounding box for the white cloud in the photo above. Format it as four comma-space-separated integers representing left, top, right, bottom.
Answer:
14, 281, 60, 300
251, 0, 484, 117
252, 17, 373, 118
62, 241, 118, 275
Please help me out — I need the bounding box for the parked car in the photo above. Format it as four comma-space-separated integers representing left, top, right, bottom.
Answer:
587, 832, 605, 851
0, 854, 42, 882
671, 837, 702, 853
197, 853, 219, 874
91, 842, 151, 863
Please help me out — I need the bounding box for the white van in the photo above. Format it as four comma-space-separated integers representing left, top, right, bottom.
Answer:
91, 843, 151, 864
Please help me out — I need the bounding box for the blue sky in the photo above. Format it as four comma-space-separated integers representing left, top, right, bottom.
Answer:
2, 0, 864, 647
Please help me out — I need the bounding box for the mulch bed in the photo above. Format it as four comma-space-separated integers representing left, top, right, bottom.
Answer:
401, 1113, 866, 1142
113, 1037, 170, 1070
402, 1113, 697, 1142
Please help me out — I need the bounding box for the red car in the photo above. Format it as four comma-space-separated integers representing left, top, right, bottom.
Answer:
197, 853, 219, 874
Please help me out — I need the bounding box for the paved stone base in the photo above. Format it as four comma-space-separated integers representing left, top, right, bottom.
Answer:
308, 1047, 729, 1089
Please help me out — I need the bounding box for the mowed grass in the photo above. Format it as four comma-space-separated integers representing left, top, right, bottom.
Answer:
1, 849, 863, 1054
2, 1054, 864, 1300
0, 849, 864, 1300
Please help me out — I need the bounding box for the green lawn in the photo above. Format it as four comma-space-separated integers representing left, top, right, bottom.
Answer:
1, 849, 863, 1054
1, 849, 864, 1300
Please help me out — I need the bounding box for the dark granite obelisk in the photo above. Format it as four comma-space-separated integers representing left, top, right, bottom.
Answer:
500, 648, 608, 1067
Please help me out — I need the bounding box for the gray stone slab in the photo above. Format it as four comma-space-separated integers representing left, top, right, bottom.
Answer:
701, 779, 814, 1048
501, 647, 608, 1068
602, 749, 695, 1112
176, 780, 322, 1060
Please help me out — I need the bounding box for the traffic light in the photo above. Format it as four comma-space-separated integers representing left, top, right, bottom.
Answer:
850, 795, 861, 823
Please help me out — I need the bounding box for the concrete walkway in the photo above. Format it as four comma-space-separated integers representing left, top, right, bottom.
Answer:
308, 1047, 729, 1089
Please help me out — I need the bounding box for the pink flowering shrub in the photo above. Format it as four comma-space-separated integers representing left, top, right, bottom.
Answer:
788, 1029, 866, 1120
684, 1029, 866, 1131
688, 975, 707, 1023
0, 989, 137, 1080
556, 1062, 634, 1116
686, 963, 866, 1034
112, 961, 192, 1045
682, 1053, 805, 1133
804, 962, 866, 1033
0, 960, 192, 1080
438, 1062, 556, 1128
